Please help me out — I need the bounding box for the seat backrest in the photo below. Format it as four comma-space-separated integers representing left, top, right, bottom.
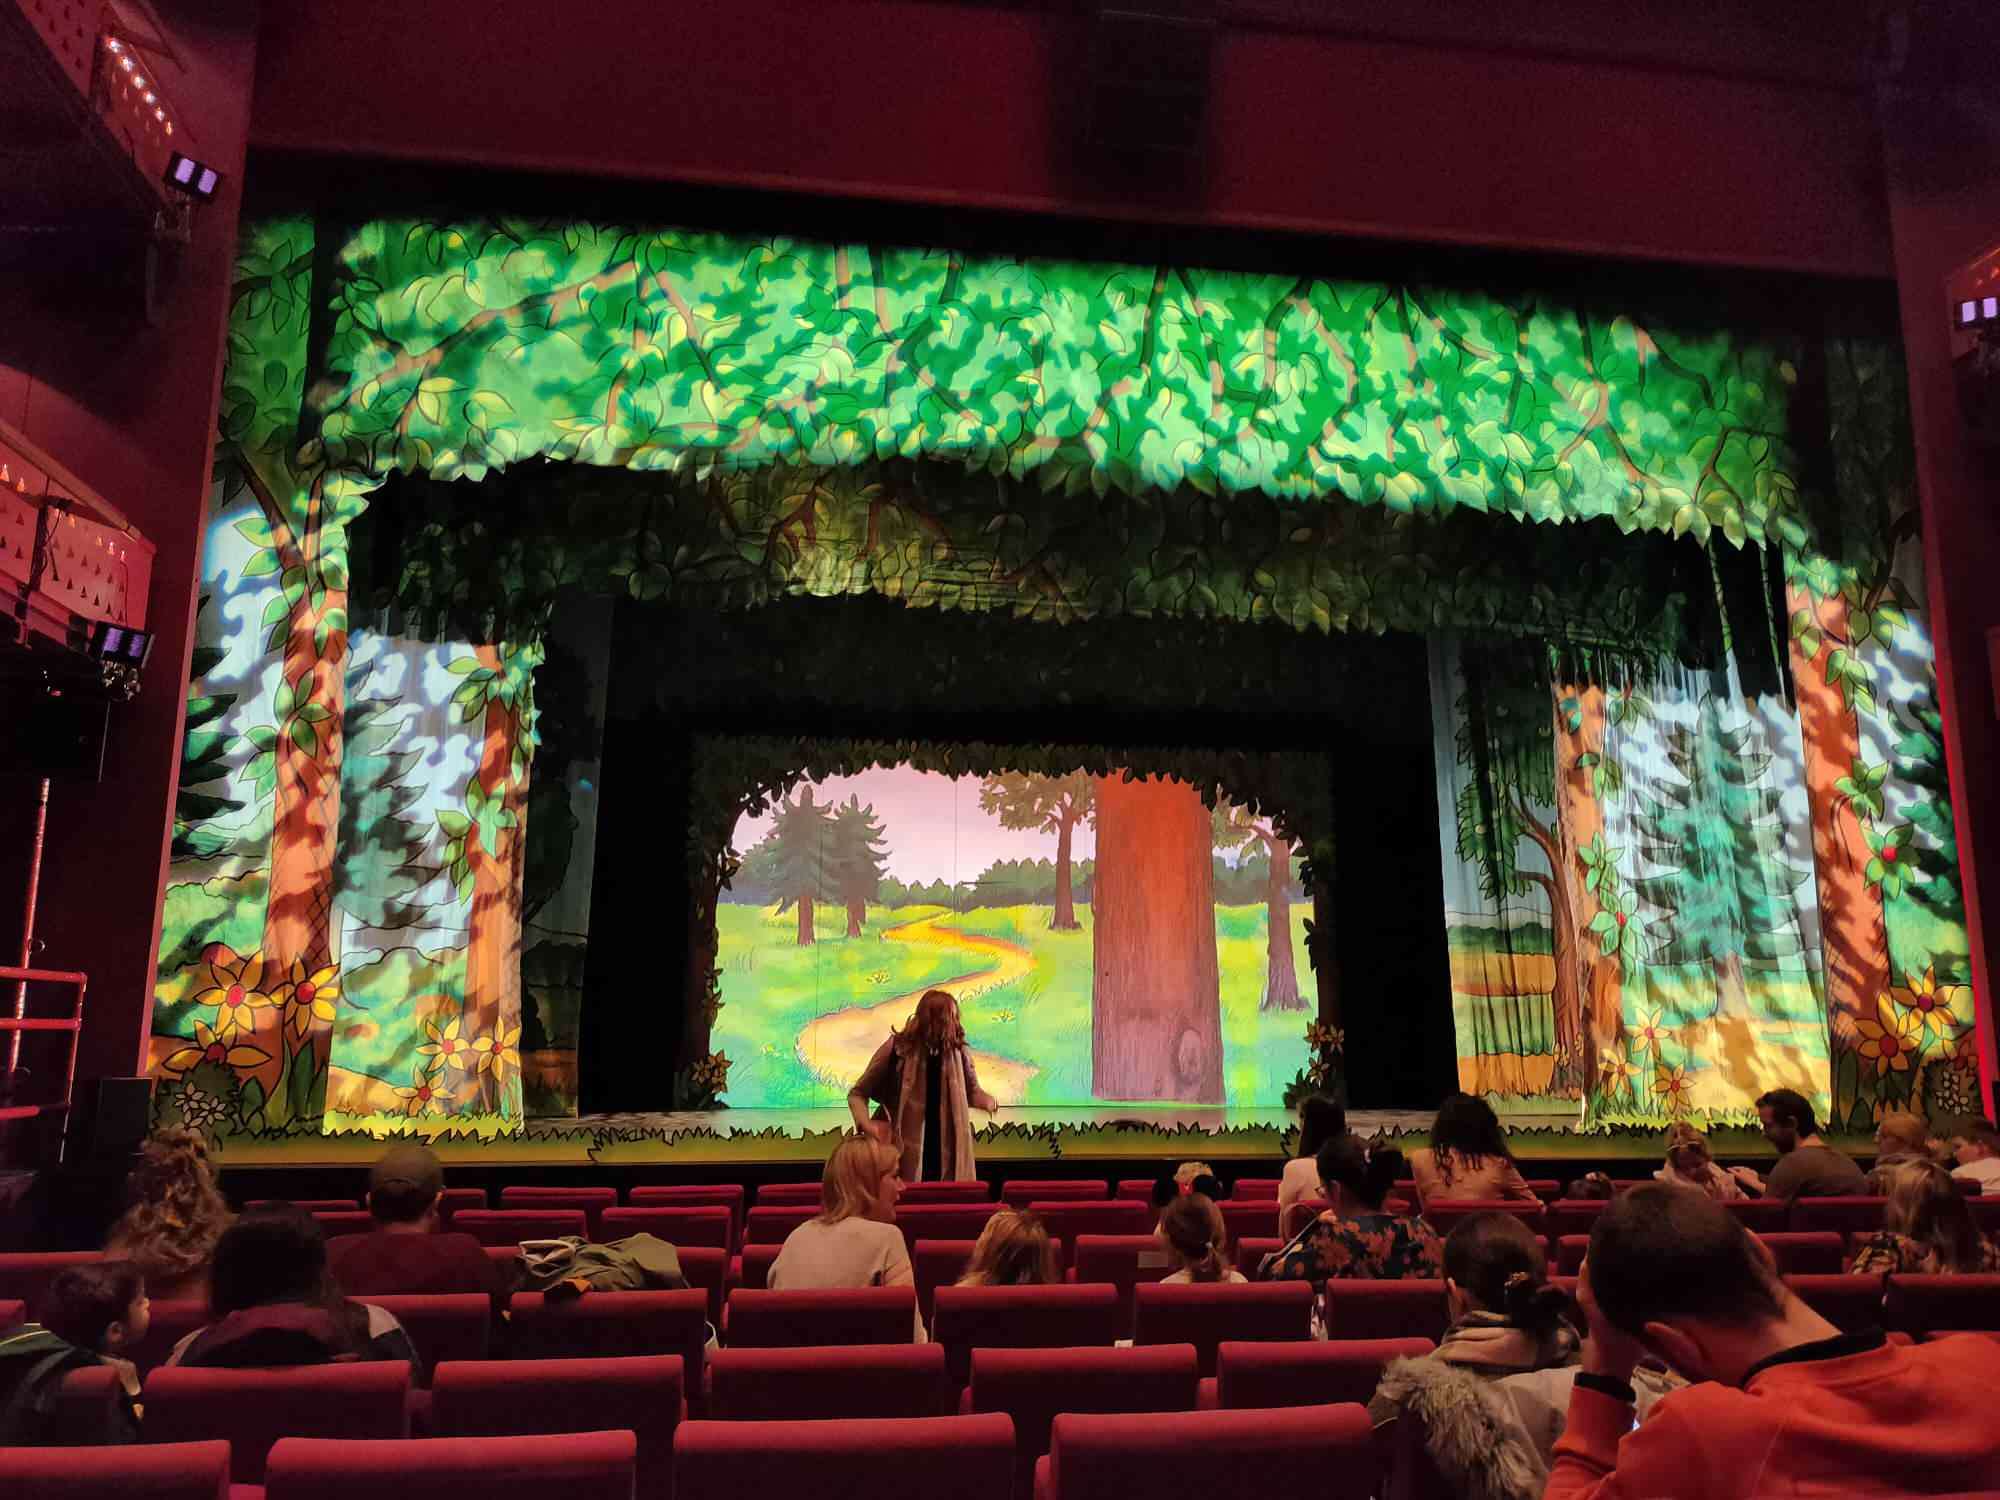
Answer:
676, 1245, 729, 1325
432, 1355, 681, 1500
894, 1203, 1002, 1252
1114, 1179, 1157, 1202
263, 1431, 637, 1500
1555, 1235, 1590, 1275
1028, 1201, 1152, 1267
312, 1210, 375, 1239
1321, 1280, 1449, 1344
1545, 1200, 1609, 1240
453, 1207, 589, 1246
602, 1205, 734, 1250
248, 1198, 360, 1214
355, 1292, 490, 1375
126, 1298, 211, 1375
1218, 1199, 1279, 1245
0, 1438, 231, 1500
932, 1283, 1122, 1384
754, 1182, 824, 1206
1131, 1281, 1315, 1377
674, 1413, 1015, 1500
1230, 1179, 1282, 1199
725, 1286, 917, 1347
628, 1186, 746, 1247
507, 1288, 709, 1392
1215, 1337, 1434, 1410
1720, 1198, 1792, 1234
968, 1343, 1199, 1496
738, 1242, 782, 1290
1883, 1273, 2000, 1335
1788, 1196, 1886, 1236
438, 1186, 489, 1224
913, 1238, 978, 1321
47, 1364, 126, 1445
1783, 1273, 1886, 1331
0, 1297, 24, 1329
1420, 1200, 1545, 1237
143, 1360, 411, 1483
744, 1204, 819, 1244
1969, 1198, 2000, 1236
1281, 1197, 1333, 1240
1522, 1180, 1561, 1201
500, 1186, 618, 1237
708, 1343, 951, 1419
1070, 1235, 1173, 1336
0, 1250, 103, 1314
1758, 1232, 1848, 1275
1044, 1402, 1376, 1500
901, 1181, 995, 1203
1002, 1180, 1110, 1207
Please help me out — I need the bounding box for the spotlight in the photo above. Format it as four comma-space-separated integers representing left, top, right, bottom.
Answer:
164, 152, 220, 201
84, 619, 153, 669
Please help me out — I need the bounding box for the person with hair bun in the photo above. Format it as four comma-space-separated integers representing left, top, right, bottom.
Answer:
103, 1127, 233, 1300
1369, 1212, 1674, 1500
1266, 1140, 1442, 1287
1157, 1192, 1244, 1284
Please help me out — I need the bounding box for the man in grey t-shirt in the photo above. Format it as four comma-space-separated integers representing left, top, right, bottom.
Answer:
1726, 1088, 1868, 1200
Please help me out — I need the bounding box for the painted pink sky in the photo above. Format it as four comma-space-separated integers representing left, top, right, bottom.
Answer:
731, 765, 1099, 884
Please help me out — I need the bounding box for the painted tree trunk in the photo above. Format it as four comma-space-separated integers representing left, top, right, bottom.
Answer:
1260, 834, 1304, 1011
1552, 680, 1623, 1082
846, 898, 865, 938
796, 893, 815, 947
1052, 816, 1078, 930
1714, 950, 1752, 1022
1519, 799, 1584, 1098
1786, 581, 1888, 1059
463, 647, 528, 1115
1090, 773, 1225, 1101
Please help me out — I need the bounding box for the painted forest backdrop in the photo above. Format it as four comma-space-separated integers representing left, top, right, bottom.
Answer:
146, 213, 1979, 1139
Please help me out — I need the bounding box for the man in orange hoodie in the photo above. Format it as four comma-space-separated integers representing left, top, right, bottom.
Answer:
1547, 1183, 2000, 1499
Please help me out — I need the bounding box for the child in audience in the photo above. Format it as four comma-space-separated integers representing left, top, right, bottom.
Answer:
1151, 1167, 1224, 1229
1408, 1093, 1541, 1204
956, 1209, 1059, 1286
1653, 1123, 1745, 1200
0, 1263, 148, 1443
1267, 1141, 1441, 1286
103, 1127, 233, 1300
1867, 1111, 1946, 1191
1847, 1160, 2000, 1274
167, 1206, 419, 1368
1158, 1192, 1244, 1283
1948, 1121, 2000, 1192
771, 1132, 921, 1337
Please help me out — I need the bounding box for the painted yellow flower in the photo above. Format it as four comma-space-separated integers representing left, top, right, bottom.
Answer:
1854, 994, 1924, 1077
1599, 1043, 1641, 1094
392, 1062, 452, 1118
1652, 1065, 1695, 1117
417, 1014, 476, 1072
160, 1019, 271, 1077
279, 960, 341, 1043
1631, 1008, 1669, 1053
1883, 966, 1974, 1055
471, 1021, 522, 1081
189, 946, 274, 1041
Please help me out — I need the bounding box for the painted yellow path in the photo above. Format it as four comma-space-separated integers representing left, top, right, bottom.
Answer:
797, 913, 1040, 1102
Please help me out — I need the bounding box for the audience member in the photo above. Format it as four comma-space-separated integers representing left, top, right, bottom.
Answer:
167, 1207, 418, 1369
770, 1133, 920, 1336
1408, 1093, 1540, 1205
1847, 1161, 2000, 1274
955, 1209, 1058, 1286
1267, 1141, 1440, 1286
1546, 1184, 2000, 1498
1725, 1088, 1867, 1199
1563, 1173, 1617, 1200
103, 1127, 233, 1300
0, 1263, 148, 1443
1948, 1121, 2000, 1192
1278, 1094, 1346, 1229
1867, 1111, 1945, 1192
325, 1143, 505, 1304
1150, 1167, 1224, 1228
1368, 1212, 1672, 1500
1652, 1123, 1745, 1200
1157, 1192, 1244, 1283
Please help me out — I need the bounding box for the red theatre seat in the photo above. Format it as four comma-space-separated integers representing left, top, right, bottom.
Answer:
432, 1355, 682, 1500
438, 1186, 489, 1223
355, 1293, 491, 1375
675, 1413, 1015, 1500
1037, 1403, 1376, 1500
901, 1181, 995, 1203
1003, 1180, 1110, 1207
1789, 1197, 1887, 1238
263, 1431, 637, 1500
913, 1238, 978, 1321
0, 1297, 24, 1329
1969, 1198, 2000, 1236
1721, 1199, 1792, 1234
1213, 1337, 1433, 1410
709, 1343, 953, 1419
1546, 1199, 1610, 1240
1115, 1179, 1157, 1202
1421, 1200, 1546, 1238
895, 1203, 1003, 1251
500, 1187, 617, 1236
601, 1205, 733, 1250
1757, 1233, 1849, 1276
0, 1250, 103, 1313
453, 1208, 588, 1246
966, 1343, 1200, 1499
1281, 1197, 1333, 1240
1132, 1281, 1314, 1377
726, 1286, 917, 1346
676, 1245, 729, 1324
628, 1185, 747, 1247
1321, 1279, 1449, 1344
312, 1210, 375, 1238
1029, 1201, 1152, 1268
1784, 1274, 1887, 1332
127, 1299, 211, 1375
737, 1242, 782, 1290
1230, 1178, 1282, 1199
932, 1283, 1122, 1383
1070, 1234, 1174, 1335
1524, 1180, 1562, 1201
1218, 1199, 1280, 1245
143, 1361, 410, 1484
0, 1438, 232, 1500
48, 1364, 127, 1445
754, 1182, 824, 1206
248, 1197, 361, 1214
1556, 1236, 1590, 1275
1884, 1273, 2000, 1335
744, 1204, 818, 1244
507, 1289, 710, 1395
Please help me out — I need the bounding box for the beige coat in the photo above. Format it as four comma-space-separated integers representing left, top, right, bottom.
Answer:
854, 1034, 995, 1182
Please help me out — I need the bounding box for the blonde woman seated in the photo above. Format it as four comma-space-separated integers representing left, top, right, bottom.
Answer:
1653, 1123, 1746, 1200
1158, 1192, 1245, 1284
771, 1133, 922, 1337
1848, 1160, 2000, 1274
1866, 1111, 1947, 1191
955, 1209, 1059, 1287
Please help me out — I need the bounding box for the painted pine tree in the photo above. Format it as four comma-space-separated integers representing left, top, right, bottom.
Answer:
769, 787, 835, 946
828, 795, 890, 937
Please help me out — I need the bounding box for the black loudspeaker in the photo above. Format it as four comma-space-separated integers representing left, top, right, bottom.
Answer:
1085, 1, 1215, 166
76, 1075, 152, 1158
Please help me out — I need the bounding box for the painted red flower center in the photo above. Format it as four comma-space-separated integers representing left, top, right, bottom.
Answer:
1913, 993, 1936, 1012
416, 1085, 433, 1102
203, 1042, 226, 1064
297, 982, 316, 1005
1880, 1033, 1903, 1057
440, 1039, 458, 1055
1614, 912, 1627, 928
1883, 846, 1898, 863
225, 985, 244, 1005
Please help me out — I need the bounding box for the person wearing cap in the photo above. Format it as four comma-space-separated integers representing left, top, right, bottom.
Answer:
325, 1144, 504, 1307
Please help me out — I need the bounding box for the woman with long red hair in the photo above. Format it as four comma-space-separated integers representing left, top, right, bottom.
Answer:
849, 988, 999, 1181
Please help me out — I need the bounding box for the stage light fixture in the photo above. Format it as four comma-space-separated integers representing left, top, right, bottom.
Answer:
164, 152, 219, 201
84, 619, 153, 669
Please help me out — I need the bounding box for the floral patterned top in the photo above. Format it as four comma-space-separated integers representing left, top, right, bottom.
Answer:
1264, 1210, 1444, 1286
1846, 1230, 2000, 1275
